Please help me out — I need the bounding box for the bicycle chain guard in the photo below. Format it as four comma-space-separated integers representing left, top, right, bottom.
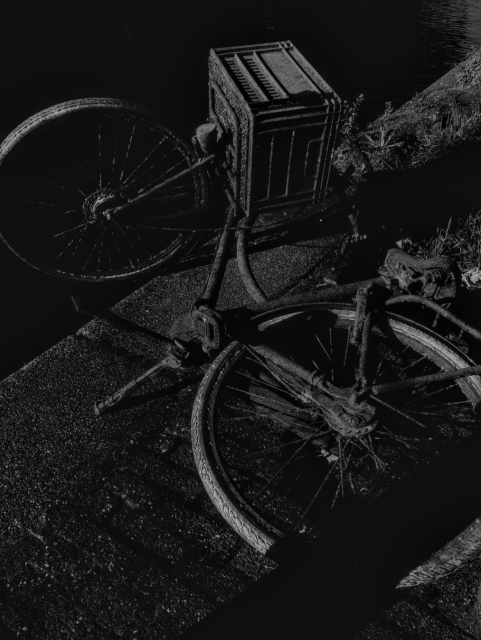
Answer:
378, 248, 459, 303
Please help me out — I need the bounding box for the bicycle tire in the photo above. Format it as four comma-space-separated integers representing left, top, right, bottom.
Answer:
397, 516, 481, 588
191, 303, 481, 555
0, 98, 209, 281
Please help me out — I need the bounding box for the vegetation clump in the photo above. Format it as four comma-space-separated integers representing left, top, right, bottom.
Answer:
333, 48, 481, 189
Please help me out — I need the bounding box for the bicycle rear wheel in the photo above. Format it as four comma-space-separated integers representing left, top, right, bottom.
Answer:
191, 303, 481, 555
0, 98, 209, 281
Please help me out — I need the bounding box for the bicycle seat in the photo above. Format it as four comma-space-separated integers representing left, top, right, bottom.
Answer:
378, 248, 460, 302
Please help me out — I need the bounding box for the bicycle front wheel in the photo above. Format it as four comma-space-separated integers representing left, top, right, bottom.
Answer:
0, 98, 209, 281
191, 303, 481, 555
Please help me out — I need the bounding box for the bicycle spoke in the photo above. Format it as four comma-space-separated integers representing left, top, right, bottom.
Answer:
104, 123, 120, 188
364, 434, 387, 471
38, 222, 86, 244
25, 208, 80, 222
54, 224, 89, 264
251, 432, 320, 502
96, 226, 108, 271
239, 436, 323, 461
150, 185, 193, 201
82, 226, 108, 270
330, 328, 335, 382
118, 123, 136, 183
370, 394, 429, 429
112, 220, 149, 265
22, 199, 64, 208
110, 224, 133, 268
236, 369, 300, 400
64, 224, 90, 267
122, 223, 155, 259
125, 159, 162, 190
68, 134, 99, 188
118, 129, 151, 185
122, 135, 168, 188
244, 351, 306, 398
343, 334, 351, 367
406, 382, 459, 405
135, 156, 187, 192
285, 451, 317, 497
98, 124, 103, 189
42, 154, 86, 197
30, 174, 81, 197
372, 353, 386, 385
299, 451, 338, 518
337, 437, 344, 498
314, 332, 332, 361
377, 424, 422, 449
226, 385, 311, 415
399, 354, 428, 374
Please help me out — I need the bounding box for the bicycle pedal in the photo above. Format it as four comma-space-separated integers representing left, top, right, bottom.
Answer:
192, 307, 223, 350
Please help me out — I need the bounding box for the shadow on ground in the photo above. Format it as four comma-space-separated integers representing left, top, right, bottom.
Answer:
180, 424, 481, 640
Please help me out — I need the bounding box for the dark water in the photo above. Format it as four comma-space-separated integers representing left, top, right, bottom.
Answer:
0, 0, 480, 380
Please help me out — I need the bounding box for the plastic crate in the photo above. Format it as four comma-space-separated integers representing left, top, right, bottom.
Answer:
208, 41, 344, 217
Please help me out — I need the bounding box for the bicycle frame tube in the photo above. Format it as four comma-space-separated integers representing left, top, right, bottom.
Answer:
200, 198, 239, 306
242, 277, 384, 315
370, 364, 481, 395
109, 153, 217, 217
386, 295, 481, 342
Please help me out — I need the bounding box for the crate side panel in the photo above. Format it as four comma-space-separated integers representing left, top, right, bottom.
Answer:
208, 56, 252, 212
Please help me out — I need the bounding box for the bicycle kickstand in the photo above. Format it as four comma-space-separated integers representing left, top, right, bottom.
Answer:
93, 340, 190, 416
70, 295, 191, 415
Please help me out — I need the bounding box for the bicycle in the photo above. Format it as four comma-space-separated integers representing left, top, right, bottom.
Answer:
2, 41, 481, 584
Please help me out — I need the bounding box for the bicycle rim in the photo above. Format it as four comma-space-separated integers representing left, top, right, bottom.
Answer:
0, 98, 208, 281
191, 303, 481, 555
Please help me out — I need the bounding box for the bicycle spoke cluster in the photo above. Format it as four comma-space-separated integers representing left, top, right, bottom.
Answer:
0, 100, 206, 280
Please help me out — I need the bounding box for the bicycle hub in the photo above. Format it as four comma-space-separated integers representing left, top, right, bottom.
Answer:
325, 400, 378, 437
83, 188, 124, 224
